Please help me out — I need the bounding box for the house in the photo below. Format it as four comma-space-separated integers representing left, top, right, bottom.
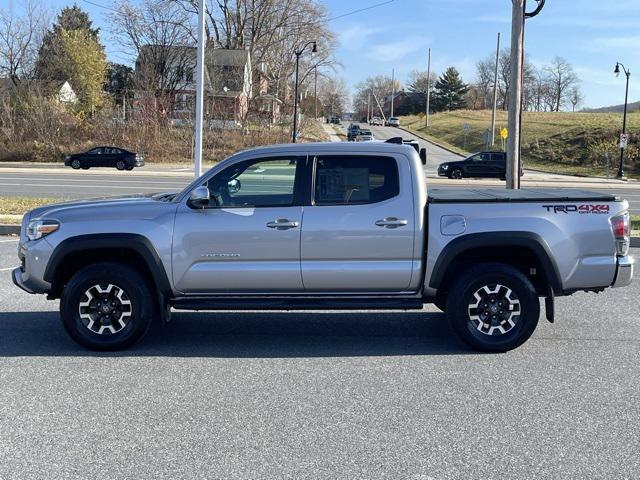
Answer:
134, 45, 263, 125
0, 77, 77, 105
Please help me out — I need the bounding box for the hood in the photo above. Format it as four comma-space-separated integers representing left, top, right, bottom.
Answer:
28, 192, 177, 220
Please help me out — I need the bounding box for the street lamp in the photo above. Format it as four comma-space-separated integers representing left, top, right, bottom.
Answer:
614, 62, 630, 178
292, 41, 317, 143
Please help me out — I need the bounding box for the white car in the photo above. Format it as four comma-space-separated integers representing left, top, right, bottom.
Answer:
356, 130, 374, 141
387, 117, 400, 127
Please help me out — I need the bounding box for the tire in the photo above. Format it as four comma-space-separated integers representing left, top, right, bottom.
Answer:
125, 165, 134, 171
60, 262, 154, 351
71, 159, 81, 169
445, 262, 540, 352
449, 168, 463, 179
82, 166, 90, 170
116, 160, 126, 170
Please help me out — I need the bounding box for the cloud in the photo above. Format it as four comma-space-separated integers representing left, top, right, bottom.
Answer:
338, 24, 383, 50
367, 36, 430, 62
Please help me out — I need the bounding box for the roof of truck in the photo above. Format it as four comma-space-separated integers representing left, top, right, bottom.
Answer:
237, 141, 417, 156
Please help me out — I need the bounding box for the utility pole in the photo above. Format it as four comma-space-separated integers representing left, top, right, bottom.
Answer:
368, 90, 371, 122
193, 0, 206, 178
507, 0, 545, 189
506, 0, 524, 189
314, 66, 318, 119
390, 68, 395, 118
425, 48, 431, 128
490, 32, 500, 146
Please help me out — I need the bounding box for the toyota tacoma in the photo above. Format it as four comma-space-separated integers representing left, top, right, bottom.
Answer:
13, 142, 634, 351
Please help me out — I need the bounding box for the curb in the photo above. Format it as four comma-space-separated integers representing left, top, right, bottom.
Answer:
397, 126, 467, 158
0, 224, 20, 235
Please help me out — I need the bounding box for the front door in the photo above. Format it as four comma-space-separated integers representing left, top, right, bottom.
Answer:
172, 156, 305, 293
301, 154, 415, 292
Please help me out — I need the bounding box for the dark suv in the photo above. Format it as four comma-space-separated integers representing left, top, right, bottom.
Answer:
347, 123, 360, 142
438, 151, 521, 179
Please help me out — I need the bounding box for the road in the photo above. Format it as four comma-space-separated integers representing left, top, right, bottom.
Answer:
0, 237, 638, 478
2, 130, 640, 215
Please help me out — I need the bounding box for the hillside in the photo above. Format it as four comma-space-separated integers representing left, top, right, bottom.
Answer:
400, 110, 640, 177
584, 101, 640, 113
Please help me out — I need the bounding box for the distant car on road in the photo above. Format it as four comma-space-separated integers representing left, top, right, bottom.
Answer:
386, 117, 400, 127
330, 116, 341, 124
347, 123, 361, 141
356, 129, 374, 141
438, 151, 522, 180
369, 116, 382, 126
65, 147, 144, 171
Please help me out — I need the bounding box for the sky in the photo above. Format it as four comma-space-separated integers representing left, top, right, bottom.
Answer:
5, 0, 640, 109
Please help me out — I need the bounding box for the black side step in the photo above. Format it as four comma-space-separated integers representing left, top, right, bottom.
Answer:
171, 297, 424, 311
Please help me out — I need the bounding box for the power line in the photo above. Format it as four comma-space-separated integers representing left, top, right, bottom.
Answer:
79, 0, 120, 14
326, 0, 395, 22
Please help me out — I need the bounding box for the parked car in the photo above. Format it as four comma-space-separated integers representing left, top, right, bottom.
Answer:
356, 129, 374, 141
438, 151, 523, 180
14, 142, 633, 352
330, 116, 341, 124
65, 147, 144, 171
369, 116, 382, 126
386, 117, 400, 127
347, 123, 361, 141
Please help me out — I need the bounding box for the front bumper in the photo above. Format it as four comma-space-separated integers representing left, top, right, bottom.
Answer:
437, 168, 449, 177
612, 255, 634, 288
12, 268, 35, 294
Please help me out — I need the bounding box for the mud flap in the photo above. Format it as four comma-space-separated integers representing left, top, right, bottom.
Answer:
545, 287, 555, 323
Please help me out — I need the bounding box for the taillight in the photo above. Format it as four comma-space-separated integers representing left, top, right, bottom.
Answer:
611, 212, 630, 256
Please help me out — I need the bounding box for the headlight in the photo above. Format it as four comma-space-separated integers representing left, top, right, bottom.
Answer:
441, 164, 449, 170
27, 219, 59, 241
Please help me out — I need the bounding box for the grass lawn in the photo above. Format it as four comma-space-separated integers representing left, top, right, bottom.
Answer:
400, 110, 640, 177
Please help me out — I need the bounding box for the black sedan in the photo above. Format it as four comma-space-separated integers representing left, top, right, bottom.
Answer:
438, 151, 521, 179
65, 146, 144, 171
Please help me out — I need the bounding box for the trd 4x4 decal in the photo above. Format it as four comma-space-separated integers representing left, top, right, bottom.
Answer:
542, 204, 610, 214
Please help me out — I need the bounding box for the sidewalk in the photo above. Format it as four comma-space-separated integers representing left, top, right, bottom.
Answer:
321, 123, 342, 142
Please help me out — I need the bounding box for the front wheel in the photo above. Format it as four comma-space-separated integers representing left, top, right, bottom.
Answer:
449, 168, 463, 179
71, 159, 81, 169
60, 262, 154, 350
116, 160, 126, 170
446, 263, 540, 352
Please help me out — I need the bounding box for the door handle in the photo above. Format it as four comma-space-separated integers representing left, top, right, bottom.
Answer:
375, 217, 408, 228
266, 218, 299, 230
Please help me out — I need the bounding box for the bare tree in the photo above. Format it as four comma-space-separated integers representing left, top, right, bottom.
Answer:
474, 57, 494, 109
568, 86, 584, 112
110, 0, 196, 115
318, 74, 347, 117
352, 75, 400, 118
545, 56, 578, 112
0, 0, 47, 83
406, 69, 437, 95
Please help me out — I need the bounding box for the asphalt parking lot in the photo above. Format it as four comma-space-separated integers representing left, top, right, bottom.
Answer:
0, 237, 638, 479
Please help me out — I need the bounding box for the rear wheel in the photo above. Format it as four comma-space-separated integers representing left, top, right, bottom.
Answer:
446, 263, 540, 352
60, 262, 154, 350
71, 159, 81, 169
116, 160, 126, 170
449, 168, 463, 179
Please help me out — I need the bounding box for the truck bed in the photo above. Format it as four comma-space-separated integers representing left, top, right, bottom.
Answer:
427, 188, 618, 204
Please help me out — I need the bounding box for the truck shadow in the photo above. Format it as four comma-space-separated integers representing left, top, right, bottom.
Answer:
0, 310, 476, 357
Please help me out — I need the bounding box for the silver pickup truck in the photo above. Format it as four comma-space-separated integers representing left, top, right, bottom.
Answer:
13, 142, 634, 352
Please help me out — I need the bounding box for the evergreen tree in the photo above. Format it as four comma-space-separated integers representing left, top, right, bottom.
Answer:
35, 5, 101, 81
432, 67, 469, 112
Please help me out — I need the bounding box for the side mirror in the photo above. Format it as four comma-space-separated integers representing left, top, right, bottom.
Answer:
227, 178, 241, 194
419, 148, 427, 165
188, 185, 210, 208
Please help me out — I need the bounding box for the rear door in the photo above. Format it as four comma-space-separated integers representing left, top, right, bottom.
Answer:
300, 153, 415, 292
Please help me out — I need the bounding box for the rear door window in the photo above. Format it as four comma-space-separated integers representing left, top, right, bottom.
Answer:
314, 156, 399, 205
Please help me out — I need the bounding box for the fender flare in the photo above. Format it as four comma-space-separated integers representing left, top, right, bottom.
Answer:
429, 231, 563, 294
43, 233, 172, 296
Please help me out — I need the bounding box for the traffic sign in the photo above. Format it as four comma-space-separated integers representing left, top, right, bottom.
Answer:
620, 133, 628, 149
500, 128, 508, 140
